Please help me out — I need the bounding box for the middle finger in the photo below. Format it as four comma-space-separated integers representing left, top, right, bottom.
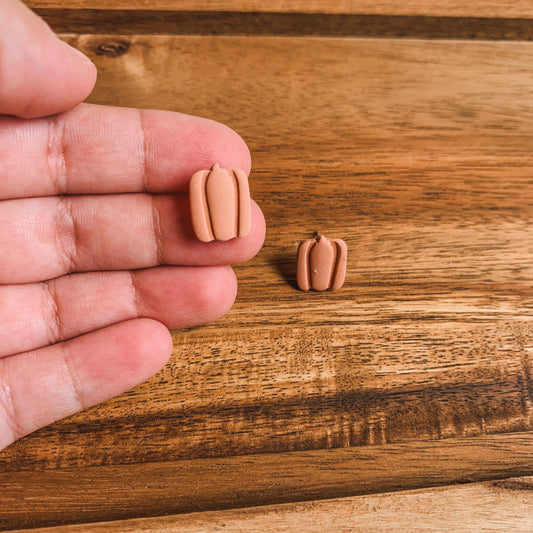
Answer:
0, 194, 265, 283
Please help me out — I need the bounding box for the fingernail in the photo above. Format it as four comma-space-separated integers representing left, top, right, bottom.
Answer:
61, 39, 97, 70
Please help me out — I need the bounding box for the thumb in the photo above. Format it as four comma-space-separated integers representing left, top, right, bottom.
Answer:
0, 0, 97, 118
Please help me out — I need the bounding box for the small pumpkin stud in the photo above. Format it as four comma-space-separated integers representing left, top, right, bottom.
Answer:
297, 235, 347, 291
189, 163, 252, 242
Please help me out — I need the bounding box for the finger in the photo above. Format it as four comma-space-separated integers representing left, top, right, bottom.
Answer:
0, 319, 171, 450
0, 266, 237, 358
0, 0, 96, 118
0, 104, 251, 199
0, 195, 265, 283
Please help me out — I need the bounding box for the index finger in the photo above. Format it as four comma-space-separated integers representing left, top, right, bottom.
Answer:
0, 103, 252, 199
0, 0, 96, 118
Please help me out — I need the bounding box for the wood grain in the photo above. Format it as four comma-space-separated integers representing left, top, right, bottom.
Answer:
13, 477, 533, 533
3, 8, 533, 530
24, 0, 533, 18
31, 10, 533, 40
2, 35, 531, 472
25, 1, 533, 40
2, 434, 533, 530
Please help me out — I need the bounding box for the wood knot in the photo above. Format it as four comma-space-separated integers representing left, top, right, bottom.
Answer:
94, 40, 131, 57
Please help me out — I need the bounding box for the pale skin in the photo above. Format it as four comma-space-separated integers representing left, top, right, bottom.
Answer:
0, 0, 266, 451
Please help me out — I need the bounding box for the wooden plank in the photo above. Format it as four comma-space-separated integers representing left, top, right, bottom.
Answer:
24, 0, 533, 19
30, 10, 533, 39
1, 35, 533, 471
1, 434, 533, 530
12, 477, 533, 533
24, 0, 533, 39
2, 4, 533, 531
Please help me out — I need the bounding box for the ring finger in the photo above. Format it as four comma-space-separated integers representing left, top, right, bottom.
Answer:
0, 265, 237, 359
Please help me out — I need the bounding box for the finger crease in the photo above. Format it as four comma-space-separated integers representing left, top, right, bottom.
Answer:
41, 280, 63, 345
137, 108, 148, 192
54, 197, 81, 274
129, 272, 144, 317
47, 115, 68, 195
151, 197, 165, 265
60, 345, 85, 413
0, 360, 25, 443
138, 110, 162, 265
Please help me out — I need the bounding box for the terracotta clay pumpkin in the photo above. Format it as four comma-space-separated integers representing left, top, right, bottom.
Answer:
297, 235, 347, 291
189, 163, 251, 242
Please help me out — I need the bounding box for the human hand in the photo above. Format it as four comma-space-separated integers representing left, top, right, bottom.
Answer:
0, 0, 265, 451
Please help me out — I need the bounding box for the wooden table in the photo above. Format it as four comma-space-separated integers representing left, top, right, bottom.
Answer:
2, 1, 533, 531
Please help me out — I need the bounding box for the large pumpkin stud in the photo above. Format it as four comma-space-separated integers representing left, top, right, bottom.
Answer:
189, 163, 252, 242
297, 235, 347, 291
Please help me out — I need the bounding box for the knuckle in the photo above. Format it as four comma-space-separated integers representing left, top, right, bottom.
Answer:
41, 280, 62, 345
53, 196, 80, 274
47, 116, 68, 195
0, 363, 25, 443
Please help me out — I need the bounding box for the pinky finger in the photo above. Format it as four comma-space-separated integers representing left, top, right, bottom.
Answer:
0, 318, 171, 451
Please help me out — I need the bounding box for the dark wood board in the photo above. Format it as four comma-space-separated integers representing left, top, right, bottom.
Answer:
2, 3, 533, 530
